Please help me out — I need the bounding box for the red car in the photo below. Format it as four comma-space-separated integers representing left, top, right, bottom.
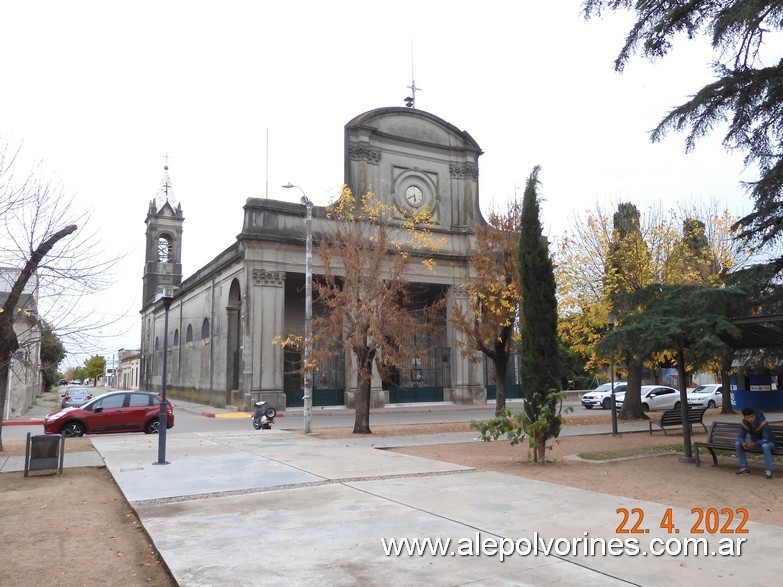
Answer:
44, 391, 174, 437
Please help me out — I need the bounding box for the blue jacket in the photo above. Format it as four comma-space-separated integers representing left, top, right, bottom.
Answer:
739, 410, 778, 447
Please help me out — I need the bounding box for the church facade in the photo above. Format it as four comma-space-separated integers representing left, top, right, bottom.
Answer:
139, 107, 500, 410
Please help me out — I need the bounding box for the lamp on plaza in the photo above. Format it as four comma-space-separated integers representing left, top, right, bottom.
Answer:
282, 183, 313, 434
154, 288, 173, 465
607, 314, 619, 437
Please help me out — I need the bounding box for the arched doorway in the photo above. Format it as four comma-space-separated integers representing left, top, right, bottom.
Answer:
226, 279, 242, 401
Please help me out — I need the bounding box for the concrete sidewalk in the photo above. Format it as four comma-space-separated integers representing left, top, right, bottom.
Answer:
88, 429, 778, 586
6, 391, 779, 584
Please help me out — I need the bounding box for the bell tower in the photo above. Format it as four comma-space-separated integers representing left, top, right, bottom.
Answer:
142, 165, 184, 307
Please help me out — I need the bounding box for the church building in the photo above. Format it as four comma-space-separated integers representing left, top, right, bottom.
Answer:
139, 107, 507, 410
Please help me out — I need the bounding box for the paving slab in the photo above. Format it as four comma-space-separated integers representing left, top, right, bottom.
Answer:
136, 483, 629, 587
91, 430, 781, 586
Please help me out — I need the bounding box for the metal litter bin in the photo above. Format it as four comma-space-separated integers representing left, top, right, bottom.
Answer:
24, 433, 65, 477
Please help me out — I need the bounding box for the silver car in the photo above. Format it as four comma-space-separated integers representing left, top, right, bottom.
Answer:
60, 387, 93, 409
687, 384, 723, 409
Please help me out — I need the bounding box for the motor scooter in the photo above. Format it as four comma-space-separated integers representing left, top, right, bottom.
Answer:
252, 400, 277, 430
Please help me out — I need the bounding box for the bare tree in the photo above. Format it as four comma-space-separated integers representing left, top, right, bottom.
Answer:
0, 142, 117, 450
310, 188, 445, 434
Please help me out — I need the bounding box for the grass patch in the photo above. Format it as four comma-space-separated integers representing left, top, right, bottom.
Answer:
578, 444, 683, 461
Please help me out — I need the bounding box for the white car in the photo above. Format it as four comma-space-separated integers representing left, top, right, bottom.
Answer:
615, 385, 682, 412
581, 382, 628, 410
686, 384, 723, 409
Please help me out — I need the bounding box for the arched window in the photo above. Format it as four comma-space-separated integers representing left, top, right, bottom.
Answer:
186, 324, 193, 343
154, 336, 159, 351
173, 329, 179, 346
157, 234, 173, 262
201, 318, 210, 339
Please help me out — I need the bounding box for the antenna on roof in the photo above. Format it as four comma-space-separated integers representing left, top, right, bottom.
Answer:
404, 40, 421, 108
265, 128, 269, 199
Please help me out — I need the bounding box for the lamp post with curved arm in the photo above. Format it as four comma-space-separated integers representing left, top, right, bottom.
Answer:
155, 290, 173, 465
283, 183, 313, 434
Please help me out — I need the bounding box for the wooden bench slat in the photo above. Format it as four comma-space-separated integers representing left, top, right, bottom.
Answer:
693, 421, 783, 467
649, 408, 707, 435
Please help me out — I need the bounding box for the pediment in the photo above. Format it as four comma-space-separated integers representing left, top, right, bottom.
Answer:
346, 107, 481, 154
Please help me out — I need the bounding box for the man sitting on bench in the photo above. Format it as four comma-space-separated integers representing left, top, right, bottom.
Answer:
736, 407, 778, 480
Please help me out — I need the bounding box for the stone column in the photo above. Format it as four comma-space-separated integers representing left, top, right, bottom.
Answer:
248, 268, 286, 410
449, 286, 486, 404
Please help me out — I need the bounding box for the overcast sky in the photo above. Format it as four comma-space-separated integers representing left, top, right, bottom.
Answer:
2, 1, 778, 367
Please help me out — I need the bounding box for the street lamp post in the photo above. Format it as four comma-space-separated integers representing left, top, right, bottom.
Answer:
608, 314, 619, 437
155, 292, 173, 465
283, 183, 313, 434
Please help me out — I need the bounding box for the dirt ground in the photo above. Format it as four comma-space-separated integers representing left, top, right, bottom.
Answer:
0, 412, 779, 586
0, 436, 175, 586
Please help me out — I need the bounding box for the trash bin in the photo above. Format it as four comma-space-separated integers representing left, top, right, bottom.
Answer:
24, 433, 65, 477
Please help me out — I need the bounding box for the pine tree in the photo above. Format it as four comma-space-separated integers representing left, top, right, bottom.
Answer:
519, 166, 561, 463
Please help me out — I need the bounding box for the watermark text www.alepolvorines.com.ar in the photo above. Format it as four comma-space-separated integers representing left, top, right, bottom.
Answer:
381, 532, 747, 562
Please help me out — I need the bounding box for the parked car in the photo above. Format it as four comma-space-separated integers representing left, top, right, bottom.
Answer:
581, 382, 628, 410
44, 391, 174, 437
686, 384, 723, 409
58, 378, 69, 386
615, 385, 682, 412
60, 387, 93, 409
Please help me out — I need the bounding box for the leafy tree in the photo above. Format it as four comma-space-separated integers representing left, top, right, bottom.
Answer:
583, 1, 783, 271
449, 199, 522, 414
606, 202, 658, 418
558, 200, 749, 418
83, 354, 106, 384
598, 284, 745, 457
64, 366, 87, 381
519, 166, 562, 463
309, 188, 445, 434
39, 322, 66, 392
559, 342, 595, 390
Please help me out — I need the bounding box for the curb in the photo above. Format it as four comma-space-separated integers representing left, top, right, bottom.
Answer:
200, 412, 285, 419
4, 419, 44, 426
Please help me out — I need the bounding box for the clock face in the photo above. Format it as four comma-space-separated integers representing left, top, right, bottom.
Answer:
405, 185, 423, 207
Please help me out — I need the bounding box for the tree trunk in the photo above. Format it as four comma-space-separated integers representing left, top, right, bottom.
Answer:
533, 429, 546, 463
494, 354, 509, 415
352, 347, 373, 434
618, 359, 646, 420
676, 350, 693, 459
0, 286, 23, 452
0, 347, 10, 452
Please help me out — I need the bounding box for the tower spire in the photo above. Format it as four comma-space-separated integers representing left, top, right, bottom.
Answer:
154, 160, 179, 211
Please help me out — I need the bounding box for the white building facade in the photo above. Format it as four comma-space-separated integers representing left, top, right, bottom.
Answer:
1, 268, 41, 418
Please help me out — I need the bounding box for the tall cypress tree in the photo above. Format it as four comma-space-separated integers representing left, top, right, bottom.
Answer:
519, 166, 561, 462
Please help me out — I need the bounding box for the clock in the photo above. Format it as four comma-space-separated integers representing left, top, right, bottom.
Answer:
405, 185, 423, 207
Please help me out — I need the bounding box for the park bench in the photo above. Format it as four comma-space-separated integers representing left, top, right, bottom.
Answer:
694, 421, 783, 467
649, 408, 707, 435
